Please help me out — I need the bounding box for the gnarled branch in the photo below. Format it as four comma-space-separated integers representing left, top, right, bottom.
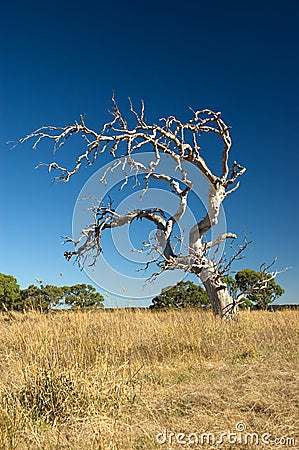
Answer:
21, 96, 249, 319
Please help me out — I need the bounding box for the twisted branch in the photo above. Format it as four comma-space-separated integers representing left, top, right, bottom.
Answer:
21, 96, 246, 279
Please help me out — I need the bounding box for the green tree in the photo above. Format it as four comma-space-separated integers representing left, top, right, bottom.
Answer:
20, 283, 104, 311
224, 275, 238, 298
150, 281, 209, 310
223, 275, 251, 310
234, 269, 284, 310
63, 284, 104, 310
20, 284, 64, 312
0, 273, 20, 310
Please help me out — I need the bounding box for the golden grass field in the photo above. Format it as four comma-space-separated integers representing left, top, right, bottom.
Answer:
0, 309, 298, 449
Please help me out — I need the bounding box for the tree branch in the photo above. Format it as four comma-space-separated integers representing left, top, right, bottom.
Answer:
20, 96, 244, 188
22, 96, 246, 285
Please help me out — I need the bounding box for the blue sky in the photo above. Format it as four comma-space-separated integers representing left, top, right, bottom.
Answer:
1, 0, 298, 306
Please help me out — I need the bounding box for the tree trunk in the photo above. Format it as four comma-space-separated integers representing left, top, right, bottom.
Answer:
202, 276, 237, 320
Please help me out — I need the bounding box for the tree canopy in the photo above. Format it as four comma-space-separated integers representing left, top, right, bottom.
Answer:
20, 284, 57, 312
62, 284, 104, 310
150, 281, 210, 310
234, 269, 284, 309
0, 274, 20, 310
21, 283, 104, 311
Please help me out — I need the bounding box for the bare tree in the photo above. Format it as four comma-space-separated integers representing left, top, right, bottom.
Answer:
21, 95, 250, 319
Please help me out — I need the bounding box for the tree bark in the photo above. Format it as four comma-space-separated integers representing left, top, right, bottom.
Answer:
202, 275, 237, 320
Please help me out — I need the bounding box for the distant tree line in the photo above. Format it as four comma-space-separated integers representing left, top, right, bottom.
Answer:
150, 269, 285, 311
0, 269, 287, 313
0, 273, 104, 312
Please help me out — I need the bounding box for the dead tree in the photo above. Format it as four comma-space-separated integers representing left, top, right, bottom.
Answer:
21, 95, 249, 319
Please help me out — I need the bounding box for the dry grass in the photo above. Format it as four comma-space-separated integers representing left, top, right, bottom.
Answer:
0, 309, 298, 449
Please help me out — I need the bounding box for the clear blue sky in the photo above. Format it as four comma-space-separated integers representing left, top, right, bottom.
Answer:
1, 0, 298, 306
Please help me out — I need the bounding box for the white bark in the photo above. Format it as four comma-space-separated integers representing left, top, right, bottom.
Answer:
203, 276, 237, 319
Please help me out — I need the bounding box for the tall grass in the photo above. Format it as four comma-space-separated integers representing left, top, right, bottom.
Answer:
0, 309, 298, 449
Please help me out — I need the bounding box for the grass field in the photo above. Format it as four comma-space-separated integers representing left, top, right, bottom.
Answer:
0, 309, 298, 449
